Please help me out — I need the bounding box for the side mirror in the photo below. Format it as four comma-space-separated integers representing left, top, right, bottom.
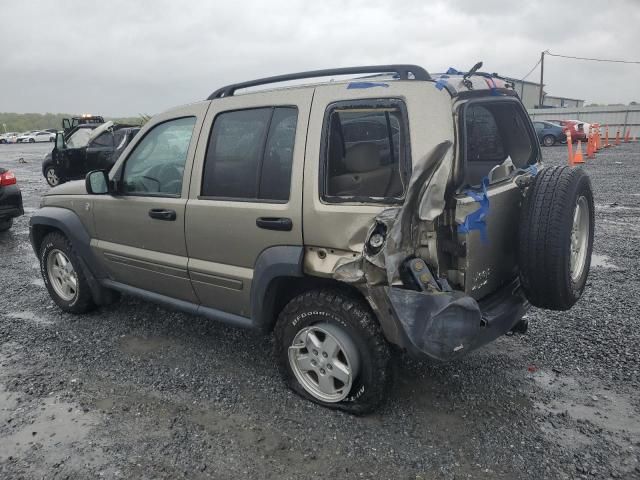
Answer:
86, 170, 109, 195
55, 132, 65, 150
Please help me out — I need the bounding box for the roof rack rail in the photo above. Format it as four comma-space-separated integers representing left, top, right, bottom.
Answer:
207, 64, 431, 100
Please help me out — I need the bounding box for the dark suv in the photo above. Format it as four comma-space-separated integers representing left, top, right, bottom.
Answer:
43, 123, 139, 186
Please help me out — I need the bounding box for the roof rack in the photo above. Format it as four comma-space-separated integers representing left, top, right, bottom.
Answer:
207, 64, 431, 100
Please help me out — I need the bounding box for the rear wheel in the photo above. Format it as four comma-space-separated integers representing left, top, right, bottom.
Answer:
274, 289, 392, 414
518, 166, 594, 310
542, 135, 556, 147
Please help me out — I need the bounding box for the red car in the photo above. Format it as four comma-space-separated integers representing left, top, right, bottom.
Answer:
545, 120, 588, 142
0, 168, 24, 231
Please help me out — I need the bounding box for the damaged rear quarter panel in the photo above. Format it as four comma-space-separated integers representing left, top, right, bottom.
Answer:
301, 82, 530, 361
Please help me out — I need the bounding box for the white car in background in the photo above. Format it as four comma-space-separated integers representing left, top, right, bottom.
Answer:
0, 132, 20, 144
24, 131, 55, 143
16, 131, 36, 143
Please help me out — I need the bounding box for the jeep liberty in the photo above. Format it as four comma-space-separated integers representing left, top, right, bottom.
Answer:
30, 65, 594, 413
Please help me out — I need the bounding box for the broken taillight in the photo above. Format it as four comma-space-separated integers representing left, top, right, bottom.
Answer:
0, 171, 17, 186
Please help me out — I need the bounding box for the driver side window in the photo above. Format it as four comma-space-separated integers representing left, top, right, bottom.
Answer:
122, 116, 196, 196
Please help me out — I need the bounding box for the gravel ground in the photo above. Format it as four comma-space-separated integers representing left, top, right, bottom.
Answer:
0, 142, 639, 480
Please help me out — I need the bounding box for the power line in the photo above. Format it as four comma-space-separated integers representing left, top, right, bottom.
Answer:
520, 57, 542, 81
546, 51, 640, 64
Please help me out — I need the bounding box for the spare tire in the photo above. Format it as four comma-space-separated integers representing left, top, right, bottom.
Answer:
518, 166, 594, 310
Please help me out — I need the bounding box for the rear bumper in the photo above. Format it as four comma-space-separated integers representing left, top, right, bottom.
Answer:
385, 278, 529, 361
0, 184, 24, 219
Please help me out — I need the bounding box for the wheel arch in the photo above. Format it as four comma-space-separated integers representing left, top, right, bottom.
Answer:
30, 207, 112, 304
251, 246, 371, 333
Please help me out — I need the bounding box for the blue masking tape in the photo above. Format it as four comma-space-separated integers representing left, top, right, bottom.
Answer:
347, 82, 389, 89
457, 176, 490, 243
446, 67, 461, 75
435, 74, 450, 90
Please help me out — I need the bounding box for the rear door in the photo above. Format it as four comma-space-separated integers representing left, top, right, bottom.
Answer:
455, 98, 539, 299
91, 103, 209, 302
85, 131, 115, 172
185, 89, 312, 317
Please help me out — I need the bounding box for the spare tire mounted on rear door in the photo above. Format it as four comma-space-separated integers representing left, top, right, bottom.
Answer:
518, 166, 595, 311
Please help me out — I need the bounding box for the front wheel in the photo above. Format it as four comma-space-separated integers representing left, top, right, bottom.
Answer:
274, 290, 392, 414
28, 138, 35, 143
39, 232, 95, 313
542, 135, 556, 147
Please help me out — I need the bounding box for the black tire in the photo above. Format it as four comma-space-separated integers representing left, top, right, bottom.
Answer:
28, 138, 35, 143
518, 166, 594, 310
274, 289, 392, 414
39, 232, 96, 313
45, 167, 61, 187
0, 218, 13, 232
0, 139, 6, 144
542, 135, 556, 147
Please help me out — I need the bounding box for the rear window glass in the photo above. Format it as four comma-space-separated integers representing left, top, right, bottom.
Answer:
465, 105, 505, 162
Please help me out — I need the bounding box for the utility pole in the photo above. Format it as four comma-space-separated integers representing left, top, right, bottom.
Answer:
538, 51, 545, 108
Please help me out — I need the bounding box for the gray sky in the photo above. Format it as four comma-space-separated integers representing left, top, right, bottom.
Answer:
1, 0, 638, 116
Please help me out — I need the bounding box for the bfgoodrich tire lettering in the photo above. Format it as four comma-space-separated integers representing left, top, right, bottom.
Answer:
39, 232, 96, 313
518, 166, 595, 310
274, 289, 392, 414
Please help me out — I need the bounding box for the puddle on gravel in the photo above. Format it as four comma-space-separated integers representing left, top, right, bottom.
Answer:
596, 203, 640, 212
533, 371, 640, 438
591, 253, 621, 270
5, 310, 54, 325
0, 388, 106, 469
118, 335, 178, 355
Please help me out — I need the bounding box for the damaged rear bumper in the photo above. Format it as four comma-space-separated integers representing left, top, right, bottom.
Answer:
383, 278, 528, 361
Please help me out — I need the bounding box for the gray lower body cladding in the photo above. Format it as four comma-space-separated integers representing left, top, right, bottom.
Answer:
383, 278, 528, 361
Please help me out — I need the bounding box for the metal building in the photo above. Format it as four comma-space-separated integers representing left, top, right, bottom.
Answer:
503, 77, 584, 109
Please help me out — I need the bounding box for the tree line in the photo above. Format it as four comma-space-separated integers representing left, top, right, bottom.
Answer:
0, 112, 146, 133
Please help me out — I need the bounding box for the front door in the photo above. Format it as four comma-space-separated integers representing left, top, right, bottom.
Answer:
91, 103, 209, 302
185, 89, 312, 317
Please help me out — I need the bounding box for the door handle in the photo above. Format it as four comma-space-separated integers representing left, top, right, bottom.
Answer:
148, 208, 177, 221
256, 217, 292, 231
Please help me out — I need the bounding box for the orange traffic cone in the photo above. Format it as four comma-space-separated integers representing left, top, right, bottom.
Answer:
595, 125, 601, 151
587, 133, 595, 159
573, 140, 585, 164
566, 131, 574, 165
604, 126, 611, 147
615, 130, 621, 145
624, 129, 631, 142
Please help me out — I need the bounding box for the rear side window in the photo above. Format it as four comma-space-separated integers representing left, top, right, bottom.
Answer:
322, 100, 409, 203
91, 132, 114, 148
201, 107, 298, 201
